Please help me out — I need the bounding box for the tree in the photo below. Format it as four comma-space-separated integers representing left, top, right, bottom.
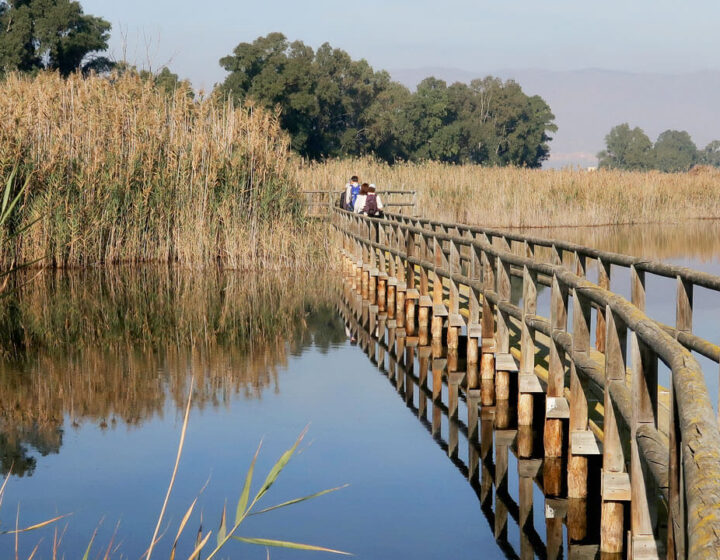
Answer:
218, 33, 557, 165
0, 0, 111, 76
699, 140, 720, 168
597, 123, 653, 170
652, 130, 697, 172
219, 33, 390, 160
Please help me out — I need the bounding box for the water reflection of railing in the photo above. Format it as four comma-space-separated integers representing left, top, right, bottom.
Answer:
0, 269, 346, 476
338, 290, 603, 560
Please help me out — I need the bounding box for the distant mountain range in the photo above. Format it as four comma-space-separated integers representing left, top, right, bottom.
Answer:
390, 67, 720, 168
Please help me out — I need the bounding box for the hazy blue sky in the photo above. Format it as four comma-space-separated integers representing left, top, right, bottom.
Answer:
82, 0, 720, 89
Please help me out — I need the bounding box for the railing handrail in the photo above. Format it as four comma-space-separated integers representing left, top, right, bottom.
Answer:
384, 211, 720, 291
333, 206, 720, 558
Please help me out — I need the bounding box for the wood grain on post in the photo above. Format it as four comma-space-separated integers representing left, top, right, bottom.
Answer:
601, 307, 629, 554
545, 275, 568, 459
519, 265, 538, 426
596, 258, 610, 353
568, 290, 591, 499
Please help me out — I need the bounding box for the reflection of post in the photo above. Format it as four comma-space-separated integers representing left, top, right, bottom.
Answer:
405, 346, 415, 406
480, 408, 494, 509
494, 430, 513, 541
467, 392, 480, 483
395, 333, 406, 393
545, 497, 567, 560
431, 339, 444, 437
519, 459, 541, 560
418, 346, 430, 420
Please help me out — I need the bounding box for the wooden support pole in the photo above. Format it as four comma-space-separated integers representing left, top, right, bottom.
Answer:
601, 307, 629, 555
387, 284, 396, 320
596, 257, 610, 353
568, 289, 591, 499
519, 265, 537, 427
377, 279, 386, 313
405, 298, 416, 336
545, 275, 568, 458
418, 306, 429, 346
396, 288, 405, 328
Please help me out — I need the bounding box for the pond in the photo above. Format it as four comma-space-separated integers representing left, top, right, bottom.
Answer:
1, 220, 720, 559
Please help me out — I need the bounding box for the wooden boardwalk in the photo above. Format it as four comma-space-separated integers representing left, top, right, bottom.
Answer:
333, 207, 720, 559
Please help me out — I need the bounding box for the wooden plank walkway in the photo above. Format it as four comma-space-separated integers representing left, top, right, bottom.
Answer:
333, 207, 720, 560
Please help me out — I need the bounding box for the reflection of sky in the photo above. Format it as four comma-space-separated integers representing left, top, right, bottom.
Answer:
1, 340, 505, 559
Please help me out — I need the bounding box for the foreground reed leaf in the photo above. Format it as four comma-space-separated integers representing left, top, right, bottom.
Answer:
255, 428, 307, 501
252, 485, 349, 516
232, 536, 350, 555
170, 496, 200, 560
188, 531, 212, 560
217, 503, 227, 546
0, 513, 70, 534
236, 443, 261, 524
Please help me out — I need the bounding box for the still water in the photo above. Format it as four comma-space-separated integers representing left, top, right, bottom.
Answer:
1, 220, 719, 559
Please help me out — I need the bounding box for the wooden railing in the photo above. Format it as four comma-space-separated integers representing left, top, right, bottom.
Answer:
302, 189, 417, 218
333, 207, 720, 559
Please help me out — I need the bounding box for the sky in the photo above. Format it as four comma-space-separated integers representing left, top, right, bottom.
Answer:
82, 0, 720, 90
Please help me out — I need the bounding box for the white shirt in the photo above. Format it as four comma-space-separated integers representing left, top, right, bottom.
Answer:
354, 194, 367, 213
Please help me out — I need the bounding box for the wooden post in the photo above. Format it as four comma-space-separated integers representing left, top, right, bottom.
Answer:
568, 289, 591, 499
596, 257, 610, 352
480, 248, 496, 388
377, 279, 386, 313
519, 265, 538, 426
601, 307, 630, 554
545, 275, 568, 458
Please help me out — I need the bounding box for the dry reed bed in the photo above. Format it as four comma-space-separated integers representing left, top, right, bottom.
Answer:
296, 158, 720, 227
0, 72, 322, 268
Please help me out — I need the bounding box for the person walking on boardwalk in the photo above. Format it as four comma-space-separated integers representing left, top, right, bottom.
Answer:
353, 183, 370, 213
363, 184, 383, 217
344, 175, 361, 210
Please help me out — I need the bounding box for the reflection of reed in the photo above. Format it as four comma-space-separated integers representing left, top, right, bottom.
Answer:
512, 220, 720, 262
0, 269, 345, 476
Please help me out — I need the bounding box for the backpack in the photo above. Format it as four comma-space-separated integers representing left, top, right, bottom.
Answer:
363, 193, 378, 216
349, 184, 361, 209
338, 190, 346, 209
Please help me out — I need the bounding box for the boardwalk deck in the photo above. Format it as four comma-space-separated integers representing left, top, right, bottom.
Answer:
333, 207, 720, 560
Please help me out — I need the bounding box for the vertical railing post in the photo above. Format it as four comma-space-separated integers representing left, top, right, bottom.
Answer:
518, 264, 538, 427
596, 258, 611, 353
568, 290, 592, 499
601, 307, 631, 554
494, 252, 512, 401
545, 275, 568, 460
480, 247, 496, 405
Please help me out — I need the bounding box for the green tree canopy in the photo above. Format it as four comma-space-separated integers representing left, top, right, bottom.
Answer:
597, 123, 653, 170
700, 140, 720, 167
219, 33, 556, 166
651, 129, 697, 172
0, 0, 111, 76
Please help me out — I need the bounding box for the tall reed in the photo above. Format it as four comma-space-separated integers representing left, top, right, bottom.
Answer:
0, 72, 322, 268
296, 157, 720, 227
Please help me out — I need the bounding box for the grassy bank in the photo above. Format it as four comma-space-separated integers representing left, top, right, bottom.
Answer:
0, 71, 326, 269
297, 158, 720, 227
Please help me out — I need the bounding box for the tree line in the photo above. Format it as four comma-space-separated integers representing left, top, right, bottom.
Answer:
0, 1, 557, 167
218, 33, 556, 166
598, 123, 720, 172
